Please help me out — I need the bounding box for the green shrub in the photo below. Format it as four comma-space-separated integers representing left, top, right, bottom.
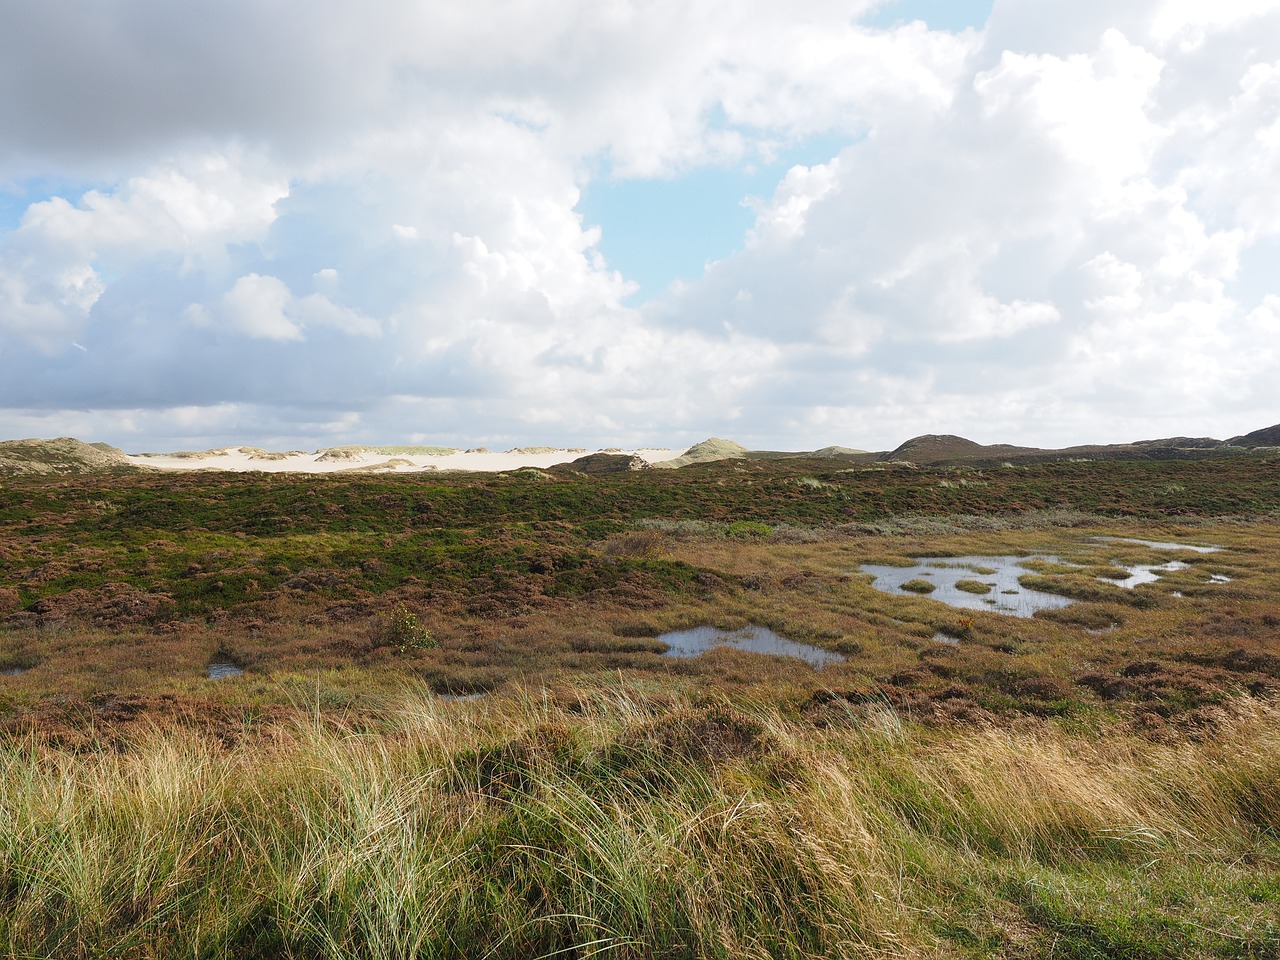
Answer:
384, 604, 436, 654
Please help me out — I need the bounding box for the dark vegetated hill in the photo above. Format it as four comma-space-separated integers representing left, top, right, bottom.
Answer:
876, 425, 1280, 466
1229, 423, 1280, 447
549, 452, 650, 474
881, 434, 1041, 464
1129, 435, 1225, 449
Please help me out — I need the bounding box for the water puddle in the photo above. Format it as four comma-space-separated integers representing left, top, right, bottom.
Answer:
658, 625, 844, 669
860, 556, 1076, 618
1, 657, 37, 677
1094, 537, 1220, 554
207, 662, 244, 680
931, 632, 961, 646
863, 535, 1229, 618
1110, 560, 1188, 589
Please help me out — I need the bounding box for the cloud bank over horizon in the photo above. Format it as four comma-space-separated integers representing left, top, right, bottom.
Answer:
1, 0, 1277, 453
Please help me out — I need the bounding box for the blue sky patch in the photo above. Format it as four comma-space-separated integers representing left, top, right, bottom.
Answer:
864, 0, 994, 33
578, 135, 849, 302
0, 176, 97, 233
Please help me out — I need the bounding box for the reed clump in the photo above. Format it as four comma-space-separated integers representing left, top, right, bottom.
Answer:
0, 687, 1276, 958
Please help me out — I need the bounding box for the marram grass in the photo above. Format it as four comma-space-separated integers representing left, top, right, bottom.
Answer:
0, 688, 1277, 958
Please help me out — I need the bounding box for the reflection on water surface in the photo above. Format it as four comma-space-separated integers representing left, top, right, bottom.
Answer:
862, 535, 1227, 619
1110, 560, 1188, 589
659, 625, 844, 669
860, 556, 1076, 618
1094, 537, 1220, 554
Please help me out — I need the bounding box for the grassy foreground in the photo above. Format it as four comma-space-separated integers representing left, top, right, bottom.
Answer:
1, 685, 1277, 959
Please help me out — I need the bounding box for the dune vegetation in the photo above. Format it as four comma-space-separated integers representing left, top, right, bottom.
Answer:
1, 686, 1278, 958
1, 454, 1278, 956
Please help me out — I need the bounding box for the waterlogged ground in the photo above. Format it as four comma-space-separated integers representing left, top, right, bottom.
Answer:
860, 554, 1077, 617
860, 536, 1230, 617
0, 457, 1277, 733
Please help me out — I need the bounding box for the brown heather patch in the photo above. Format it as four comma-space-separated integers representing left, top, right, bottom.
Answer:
0, 691, 299, 751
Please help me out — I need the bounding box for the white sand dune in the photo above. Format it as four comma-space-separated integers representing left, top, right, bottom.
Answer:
128, 446, 677, 474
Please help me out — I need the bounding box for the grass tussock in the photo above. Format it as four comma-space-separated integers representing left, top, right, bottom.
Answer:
0, 687, 1277, 958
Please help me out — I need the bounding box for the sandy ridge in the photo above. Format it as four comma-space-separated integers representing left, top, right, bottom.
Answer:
126, 446, 678, 474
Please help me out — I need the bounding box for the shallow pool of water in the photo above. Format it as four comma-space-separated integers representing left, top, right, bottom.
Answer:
1, 667, 26, 677
860, 556, 1077, 618
207, 662, 244, 680
1110, 560, 1189, 589
1094, 537, 1220, 554
658, 625, 844, 669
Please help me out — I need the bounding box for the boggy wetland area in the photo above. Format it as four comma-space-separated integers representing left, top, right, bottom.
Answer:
1, 444, 1280, 958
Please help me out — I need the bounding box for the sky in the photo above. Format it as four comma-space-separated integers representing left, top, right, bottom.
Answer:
1, 0, 1278, 453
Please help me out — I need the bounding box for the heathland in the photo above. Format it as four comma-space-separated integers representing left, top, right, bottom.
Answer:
0, 443, 1278, 957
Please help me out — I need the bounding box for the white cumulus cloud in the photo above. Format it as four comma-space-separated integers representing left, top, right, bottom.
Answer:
1, 0, 1278, 451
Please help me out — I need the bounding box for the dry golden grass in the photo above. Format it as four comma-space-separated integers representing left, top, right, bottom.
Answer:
0, 684, 1276, 957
